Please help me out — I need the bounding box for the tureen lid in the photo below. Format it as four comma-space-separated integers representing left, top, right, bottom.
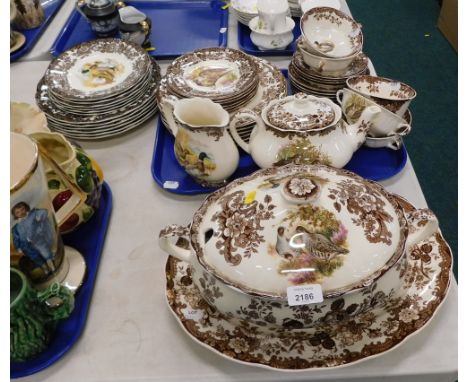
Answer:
190, 165, 406, 299
263, 93, 341, 131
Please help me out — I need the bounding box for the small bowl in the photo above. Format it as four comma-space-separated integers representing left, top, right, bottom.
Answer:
249, 16, 295, 50
336, 88, 412, 138
297, 37, 359, 76
346, 75, 417, 117
300, 7, 363, 58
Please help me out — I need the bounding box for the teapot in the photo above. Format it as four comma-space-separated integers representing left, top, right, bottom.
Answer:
229, 93, 380, 168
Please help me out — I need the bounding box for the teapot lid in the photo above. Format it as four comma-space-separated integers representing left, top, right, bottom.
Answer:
264, 93, 340, 131
190, 165, 406, 299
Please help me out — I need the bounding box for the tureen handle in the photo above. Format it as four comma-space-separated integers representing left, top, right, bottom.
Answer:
159, 224, 193, 263
229, 109, 262, 154
405, 208, 439, 250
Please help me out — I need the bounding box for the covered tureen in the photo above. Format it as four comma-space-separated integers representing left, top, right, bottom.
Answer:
159, 165, 439, 328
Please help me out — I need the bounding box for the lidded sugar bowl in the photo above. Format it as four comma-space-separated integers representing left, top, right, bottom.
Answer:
229, 93, 380, 169
159, 164, 439, 329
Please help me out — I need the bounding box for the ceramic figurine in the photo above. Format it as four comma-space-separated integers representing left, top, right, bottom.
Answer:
160, 97, 240, 187
76, 0, 121, 38
10, 132, 87, 291
12, 0, 45, 29
10, 268, 74, 362
30, 132, 104, 234
118, 6, 152, 48
160, 164, 442, 330
229, 93, 380, 168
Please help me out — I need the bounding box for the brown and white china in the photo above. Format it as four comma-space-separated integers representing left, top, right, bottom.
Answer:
300, 7, 363, 58
229, 93, 379, 168
44, 39, 152, 101
165, 207, 451, 370
160, 164, 445, 335
337, 88, 412, 138
346, 75, 417, 117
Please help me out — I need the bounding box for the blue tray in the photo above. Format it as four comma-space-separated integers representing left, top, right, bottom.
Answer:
11, 182, 113, 378
237, 19, 301, 56
10, 0, 65, 62
51, 0, 228, 59
151, 70, 408, 195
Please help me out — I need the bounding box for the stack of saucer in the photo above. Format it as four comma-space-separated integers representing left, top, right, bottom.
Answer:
163, 48, 260, 114
35, 39, 160, 140
289, 46, 369, 103
231, 0, 258, 26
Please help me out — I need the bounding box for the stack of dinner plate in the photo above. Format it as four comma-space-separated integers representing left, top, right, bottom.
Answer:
35, 39, 160, 140
289, 48, 369, 103
163, 47, 260, 114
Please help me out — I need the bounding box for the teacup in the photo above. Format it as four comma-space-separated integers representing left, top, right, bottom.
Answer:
297, 37, 359, 75
10, 132, 87, 290
10, 268, 74, 362
257, 0, 289, 33
336, 88, 412, 138
12, 0, 45, 29
364, 134, 403, 151
346, 75, 417, 117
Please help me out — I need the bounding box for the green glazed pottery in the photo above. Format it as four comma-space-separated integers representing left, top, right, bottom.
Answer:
10, 268, 74, 362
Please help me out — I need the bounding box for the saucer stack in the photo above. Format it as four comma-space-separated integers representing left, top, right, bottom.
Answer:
231, 0, 258, 26
35, 39, 161, 140
164, 48, 259, 114
289, 45, 369, 103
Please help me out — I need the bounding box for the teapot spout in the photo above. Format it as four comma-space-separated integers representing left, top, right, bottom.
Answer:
352, 105, 381, 136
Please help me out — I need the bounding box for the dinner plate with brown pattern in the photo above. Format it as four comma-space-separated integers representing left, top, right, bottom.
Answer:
44, 38, 152, 101
165, 195, 452, 371
165, 47, 259, 101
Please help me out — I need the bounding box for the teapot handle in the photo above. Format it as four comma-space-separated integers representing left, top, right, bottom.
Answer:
229, 109, 261, 153
159, 224, 194, 264
36, 143, 87, 228
404, 208, 439, 249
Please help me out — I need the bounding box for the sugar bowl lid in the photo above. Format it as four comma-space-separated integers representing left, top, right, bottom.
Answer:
190, 165, 406, 299
263, 93, 341, 131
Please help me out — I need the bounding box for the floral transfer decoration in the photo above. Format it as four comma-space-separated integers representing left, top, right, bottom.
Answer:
165, 218, 452, 370
210, 190, 276, 266
328, 179, 394, 245
274, 137, 332, 166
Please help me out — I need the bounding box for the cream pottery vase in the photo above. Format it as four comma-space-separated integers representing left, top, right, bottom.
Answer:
229, 93, 380, 168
